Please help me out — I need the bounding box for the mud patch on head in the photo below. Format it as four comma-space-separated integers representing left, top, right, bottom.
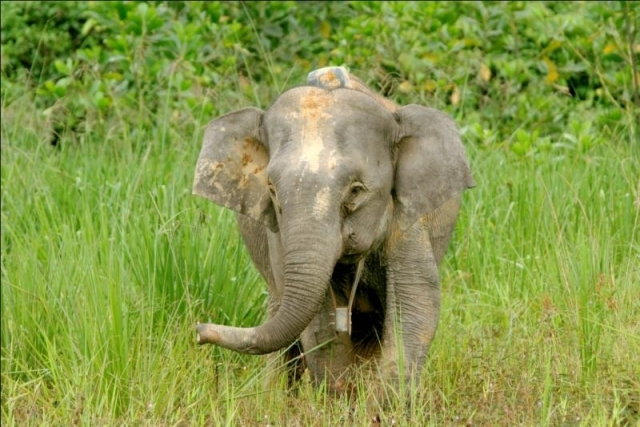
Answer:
298, 90, 334, 173
312, 186, 332, 220
300, 90, 333, 122
327, 149, 337, 170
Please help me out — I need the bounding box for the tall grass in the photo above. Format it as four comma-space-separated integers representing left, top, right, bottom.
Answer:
2, 78, 639, 425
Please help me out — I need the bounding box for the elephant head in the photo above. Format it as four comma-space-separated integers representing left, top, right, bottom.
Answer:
193, 69, 474, 354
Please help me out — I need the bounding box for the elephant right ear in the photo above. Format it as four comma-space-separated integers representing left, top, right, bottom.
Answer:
193, 107, 278, 232
392, 105, 475, 231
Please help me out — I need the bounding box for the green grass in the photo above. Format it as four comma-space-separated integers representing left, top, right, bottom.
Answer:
2, 82, 639, 425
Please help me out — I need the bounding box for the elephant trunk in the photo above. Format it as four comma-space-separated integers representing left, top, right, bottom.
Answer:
197, 213, 341, 354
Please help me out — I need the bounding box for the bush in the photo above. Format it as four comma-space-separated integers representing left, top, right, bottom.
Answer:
1, 1, 637, 151
1, 2, 96, 81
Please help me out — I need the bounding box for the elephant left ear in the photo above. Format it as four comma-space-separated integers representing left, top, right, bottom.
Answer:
193, 107, 278, 232
393, 105, 475, 231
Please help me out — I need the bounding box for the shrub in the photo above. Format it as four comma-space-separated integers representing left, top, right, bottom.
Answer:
1, 1, 637, 150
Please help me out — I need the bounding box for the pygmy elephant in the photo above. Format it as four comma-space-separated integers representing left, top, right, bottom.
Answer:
193, 67, 474, 393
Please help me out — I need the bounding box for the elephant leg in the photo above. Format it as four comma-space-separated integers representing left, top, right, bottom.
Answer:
380, 218, 440, 392
299, 290, 355, 395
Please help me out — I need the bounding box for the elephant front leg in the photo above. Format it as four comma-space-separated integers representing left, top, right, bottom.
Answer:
299, 290, 355, 395
380, 219, 441, 392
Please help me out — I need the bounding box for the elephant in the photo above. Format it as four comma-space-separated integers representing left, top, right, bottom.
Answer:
193, 67, 474, 395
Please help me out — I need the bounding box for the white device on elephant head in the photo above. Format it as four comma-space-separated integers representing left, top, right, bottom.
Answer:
306, 66, 352, 90
331, 258, 364, 335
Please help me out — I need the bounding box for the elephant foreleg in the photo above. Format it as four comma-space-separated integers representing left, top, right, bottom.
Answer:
381, 218, 440, 390
299, 290, 355, 395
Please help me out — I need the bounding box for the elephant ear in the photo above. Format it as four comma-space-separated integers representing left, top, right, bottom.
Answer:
193, 107, 278, 232
393, 105, 475, 231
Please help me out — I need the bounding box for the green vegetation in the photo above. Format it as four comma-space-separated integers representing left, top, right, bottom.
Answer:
2, 1, 638, 425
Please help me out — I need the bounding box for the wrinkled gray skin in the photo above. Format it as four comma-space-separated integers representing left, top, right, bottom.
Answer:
193, 67, 474, 394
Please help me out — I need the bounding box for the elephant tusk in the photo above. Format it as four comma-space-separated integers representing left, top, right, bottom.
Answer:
347, 258, 365, 335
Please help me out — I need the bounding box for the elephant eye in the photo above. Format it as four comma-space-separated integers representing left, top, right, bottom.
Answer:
343, 182, 366, 215
349, 182, 366, 197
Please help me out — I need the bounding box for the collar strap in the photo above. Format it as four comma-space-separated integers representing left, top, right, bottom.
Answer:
331, 258, 365, 335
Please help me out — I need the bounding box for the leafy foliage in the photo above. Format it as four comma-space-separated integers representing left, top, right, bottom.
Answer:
1, 1, 637, 152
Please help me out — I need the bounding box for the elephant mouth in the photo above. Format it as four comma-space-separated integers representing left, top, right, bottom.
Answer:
338, 252, 365, 265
